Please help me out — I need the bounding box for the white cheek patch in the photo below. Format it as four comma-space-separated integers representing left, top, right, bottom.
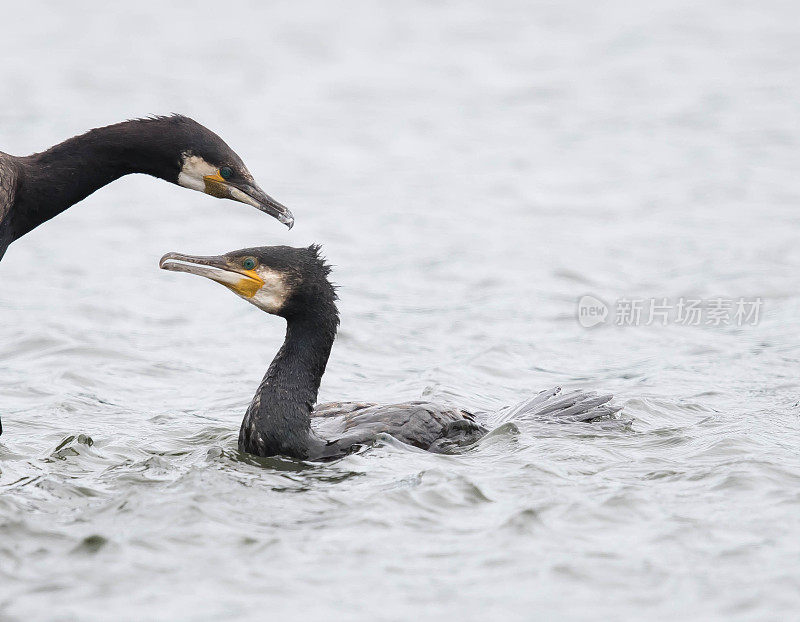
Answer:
250, 268, 290, 313
177, 154, 218, 192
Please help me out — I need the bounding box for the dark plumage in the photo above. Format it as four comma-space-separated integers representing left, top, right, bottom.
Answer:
0, 115, 293, 261
160, 245, 620, 461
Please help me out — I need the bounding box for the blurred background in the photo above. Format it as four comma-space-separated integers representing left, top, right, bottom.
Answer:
1, 1, 799, 620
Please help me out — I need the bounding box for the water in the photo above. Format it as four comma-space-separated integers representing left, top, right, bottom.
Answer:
1, 1, 800, 619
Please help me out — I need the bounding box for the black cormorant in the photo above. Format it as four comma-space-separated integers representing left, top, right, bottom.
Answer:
159, 245, 620, 460
0, 115, 293, 261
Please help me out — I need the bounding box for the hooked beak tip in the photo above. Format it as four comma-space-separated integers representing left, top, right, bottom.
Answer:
159, 252, 176, 269
159, 252, 189, 272
240, 183, 295, 229
260, 198, 294, 229
223, 180, 295, 228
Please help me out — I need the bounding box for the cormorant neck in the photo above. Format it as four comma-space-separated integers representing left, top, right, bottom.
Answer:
239, 302, 339, 459
270, 311, 337, 405
11, 120, 178, 240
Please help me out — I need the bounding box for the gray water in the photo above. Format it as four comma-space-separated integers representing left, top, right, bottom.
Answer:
1, 1, 800, 620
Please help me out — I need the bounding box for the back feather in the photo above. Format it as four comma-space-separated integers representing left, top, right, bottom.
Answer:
495, 386, 621, 424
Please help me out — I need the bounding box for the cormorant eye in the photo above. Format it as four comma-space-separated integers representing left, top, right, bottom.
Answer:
220, 167, 233, 180
243, 257, 257, 271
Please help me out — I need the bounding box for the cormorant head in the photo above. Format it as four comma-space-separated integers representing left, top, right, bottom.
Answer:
149, 115, 294, 228
159, 245, 337, 320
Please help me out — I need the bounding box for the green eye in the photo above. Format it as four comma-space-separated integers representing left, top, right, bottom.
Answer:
243, 257, 256, 270
220, 167, 233, 180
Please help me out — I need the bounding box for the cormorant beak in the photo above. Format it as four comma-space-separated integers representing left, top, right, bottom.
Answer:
159, 252, 265, 298
203, 174, 294, 229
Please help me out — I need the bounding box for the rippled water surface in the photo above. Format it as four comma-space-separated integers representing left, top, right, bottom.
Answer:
2, 1, 800, 620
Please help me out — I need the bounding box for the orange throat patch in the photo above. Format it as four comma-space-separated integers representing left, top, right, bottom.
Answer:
229, 273, 264, 298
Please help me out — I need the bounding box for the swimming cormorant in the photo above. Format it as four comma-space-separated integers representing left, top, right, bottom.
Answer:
160, 245, 620, 460
0, 115, 293, 261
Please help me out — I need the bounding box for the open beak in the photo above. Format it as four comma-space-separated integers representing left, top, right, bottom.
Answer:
159, 252, 265, 298
203, 175, 294, 229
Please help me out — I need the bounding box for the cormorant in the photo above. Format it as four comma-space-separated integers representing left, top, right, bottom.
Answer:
159, 245, 620, 460
0, 115, 293, 261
